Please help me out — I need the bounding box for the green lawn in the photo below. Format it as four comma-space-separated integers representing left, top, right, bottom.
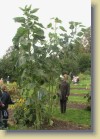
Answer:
70, 89, 90, 94
68, 96, 87, 103
52, 74, 91, 128
52, 107, 91, 127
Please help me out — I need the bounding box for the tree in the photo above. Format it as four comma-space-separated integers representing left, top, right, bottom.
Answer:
78, 53, 91, 73
81, 27, 91, 52
0, 46, 19, 81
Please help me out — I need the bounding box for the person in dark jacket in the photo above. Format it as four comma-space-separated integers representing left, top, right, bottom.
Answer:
0, 85, 14, 128
59, 72, 70, 113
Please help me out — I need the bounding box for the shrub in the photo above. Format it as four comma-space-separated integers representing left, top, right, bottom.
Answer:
84, 69, 91, 75
13, 98, 36, 126
78, 73, 86, 80
84, 93, 91, 111
13, 96, 53, 128
78, 53, 91, 73
6, 82, 20, 98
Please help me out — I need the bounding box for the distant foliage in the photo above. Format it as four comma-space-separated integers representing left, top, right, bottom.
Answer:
78, 53, 91, 73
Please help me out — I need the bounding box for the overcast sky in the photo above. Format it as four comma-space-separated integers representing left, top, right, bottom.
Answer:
0, 0, 91, 58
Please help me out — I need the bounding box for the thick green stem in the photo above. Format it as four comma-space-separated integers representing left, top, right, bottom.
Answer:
34, 87, 41, 129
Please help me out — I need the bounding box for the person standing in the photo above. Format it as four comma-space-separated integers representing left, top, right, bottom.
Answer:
0, 89, 5, 128
59, 72, 70, 113
0, 85, 14, 128
7, 76, 10, 84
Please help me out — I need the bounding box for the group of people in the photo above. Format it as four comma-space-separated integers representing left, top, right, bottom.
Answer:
0, 85, 14, 129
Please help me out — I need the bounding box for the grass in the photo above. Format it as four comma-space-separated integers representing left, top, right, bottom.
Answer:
70, 83, 91, 89
52, 74, 91, 127
52, 107, 91, 127
70, 75, 91, 89
68, 96, 87, 103
70, 89, 90, 94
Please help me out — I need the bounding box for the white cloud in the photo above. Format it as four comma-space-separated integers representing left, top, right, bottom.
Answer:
0, 0, 91, 58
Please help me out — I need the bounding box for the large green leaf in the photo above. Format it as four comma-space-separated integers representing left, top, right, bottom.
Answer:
77, 32, 83, 37
26, 5, 32, 11
74, 22, 82, 26
30, 8, 39, 13
19, 7, 25, 11
34, 21, 45, 28
13, 17, 25, 23
81, 28, 87, 32
30, 15, 39, 21
69, 21, 74, 24
59, 26, 67, 32
70, 24, 74, 29
55, 17, 62, 23
47, 23, 52, 28
12, 27, 28, 45
34, 27, 44, 36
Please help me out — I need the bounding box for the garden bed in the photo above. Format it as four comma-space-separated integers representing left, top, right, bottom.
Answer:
68, 102, 87, 109
41, 118, 91, 130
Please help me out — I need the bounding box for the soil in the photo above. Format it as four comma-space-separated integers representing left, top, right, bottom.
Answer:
67, 102, 87, 109
70, 93, 85, 96
41, 118, 90, 130
71, 88, 90, 90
